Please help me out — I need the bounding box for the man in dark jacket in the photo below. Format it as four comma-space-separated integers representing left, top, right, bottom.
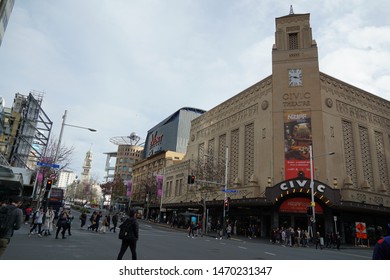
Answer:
372, 236, 390, 260
117, 209, 139, 260
0, 196, 23, 257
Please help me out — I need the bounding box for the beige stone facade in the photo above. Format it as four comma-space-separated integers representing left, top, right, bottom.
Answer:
131, 151, 185, 216
161, 11, 390, 241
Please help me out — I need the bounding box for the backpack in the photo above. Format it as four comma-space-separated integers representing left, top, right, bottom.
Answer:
118, 218, 133, 240
0, 206, 12, 237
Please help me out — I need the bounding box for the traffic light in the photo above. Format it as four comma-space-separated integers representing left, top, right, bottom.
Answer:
45, 179, 53, 191
187, 175, 195, 184
306, 206, 313, 216
224, 197, 229, 210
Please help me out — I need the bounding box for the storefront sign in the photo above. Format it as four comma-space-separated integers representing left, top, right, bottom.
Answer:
279, 179, 325, 193
279, 197, 323, 214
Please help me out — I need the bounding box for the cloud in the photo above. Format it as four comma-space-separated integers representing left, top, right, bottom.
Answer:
1, 0, 390, 182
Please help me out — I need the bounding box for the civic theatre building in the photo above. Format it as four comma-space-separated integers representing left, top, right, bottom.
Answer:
163, 11, 390, 243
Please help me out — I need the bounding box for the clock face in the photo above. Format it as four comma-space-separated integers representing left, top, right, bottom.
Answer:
288, 68, 302, 86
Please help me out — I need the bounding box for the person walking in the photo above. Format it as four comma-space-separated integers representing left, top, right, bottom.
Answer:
24, 205, 32, 225
79, 212, 87, 229
55, 209, 69, 239
94, 211, 102, 232
88, 211, 97, 231
215, 221, 222, 240
29, 207, 44, 237
315, 232, 323, 249
110, 212, 118, 233
117, 209, 139, 260
188, 221, 195, 238
66, 210, 74, 236
226, 223, 232, 239
99, 215, 109, 233
0, 196, 23, 257
43, 207, 55, 236
196, 220, 203, 237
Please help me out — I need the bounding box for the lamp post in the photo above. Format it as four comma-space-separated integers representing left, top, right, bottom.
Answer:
309, 145, 335, 244
223, 145, 228, 230
54, 110, 97, 163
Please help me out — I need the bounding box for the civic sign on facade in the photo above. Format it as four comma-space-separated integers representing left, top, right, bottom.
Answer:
264, 177, 341, 206
279, 179, 325, 193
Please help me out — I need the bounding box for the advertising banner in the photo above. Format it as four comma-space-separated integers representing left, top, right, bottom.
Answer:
156, 175, 164, 197
284, 110, 312, 180
126, 180, 132, 197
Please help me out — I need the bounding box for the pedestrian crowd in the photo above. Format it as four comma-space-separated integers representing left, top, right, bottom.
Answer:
270, 226, 341, 250
24, 207, 122, 239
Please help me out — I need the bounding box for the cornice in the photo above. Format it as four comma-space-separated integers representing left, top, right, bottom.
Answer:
191, 76, 272, 131
320, 72, 390, 116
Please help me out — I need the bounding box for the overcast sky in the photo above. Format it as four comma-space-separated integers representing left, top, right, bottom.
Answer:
1, 0, 389, 183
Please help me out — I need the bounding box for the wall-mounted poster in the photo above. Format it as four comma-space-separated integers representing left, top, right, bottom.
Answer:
284, 111, 312, 180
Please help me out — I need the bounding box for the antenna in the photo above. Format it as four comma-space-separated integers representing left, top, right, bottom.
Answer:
289, 5, 294, 15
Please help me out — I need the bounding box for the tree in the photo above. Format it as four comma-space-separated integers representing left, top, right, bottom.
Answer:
33, 136, 75, 199
188, 157, 227, 235
132, 172, 158, 220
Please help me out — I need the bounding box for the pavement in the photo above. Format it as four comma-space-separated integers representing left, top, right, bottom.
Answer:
143, 220, 374, 251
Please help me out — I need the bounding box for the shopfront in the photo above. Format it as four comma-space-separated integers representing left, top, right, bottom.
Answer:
265, 176, 341, 236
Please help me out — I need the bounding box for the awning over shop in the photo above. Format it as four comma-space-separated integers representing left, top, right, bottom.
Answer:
0, 165, 24, 197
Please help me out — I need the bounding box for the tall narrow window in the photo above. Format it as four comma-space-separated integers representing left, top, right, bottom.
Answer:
289, 33, 299, 50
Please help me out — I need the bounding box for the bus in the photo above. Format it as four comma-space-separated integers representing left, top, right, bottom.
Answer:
47, 187, 64, 218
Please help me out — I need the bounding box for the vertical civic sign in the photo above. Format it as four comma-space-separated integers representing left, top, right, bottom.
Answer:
284, 111, 312, 179
156, 175, 164, 197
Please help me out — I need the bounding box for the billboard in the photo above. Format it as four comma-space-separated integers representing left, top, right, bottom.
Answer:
284, 110, 312, 180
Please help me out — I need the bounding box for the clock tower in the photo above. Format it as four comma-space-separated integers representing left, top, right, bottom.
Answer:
271, 9, 323, 180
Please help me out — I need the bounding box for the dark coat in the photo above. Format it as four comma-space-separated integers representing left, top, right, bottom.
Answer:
0, 204, 23, 239
119, 217, 139, 240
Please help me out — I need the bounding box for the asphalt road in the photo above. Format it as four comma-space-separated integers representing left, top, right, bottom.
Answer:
1, 219, 373, 260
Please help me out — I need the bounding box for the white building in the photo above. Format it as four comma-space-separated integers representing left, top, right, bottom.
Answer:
57, 170, 76, 189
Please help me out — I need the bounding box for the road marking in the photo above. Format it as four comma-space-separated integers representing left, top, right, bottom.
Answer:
238, 246, 247, 250
264, 252, 276, 256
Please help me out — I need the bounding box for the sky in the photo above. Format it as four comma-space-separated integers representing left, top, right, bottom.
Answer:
1, 0, 389, 183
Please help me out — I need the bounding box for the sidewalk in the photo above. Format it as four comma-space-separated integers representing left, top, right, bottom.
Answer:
143, 220, 373, 250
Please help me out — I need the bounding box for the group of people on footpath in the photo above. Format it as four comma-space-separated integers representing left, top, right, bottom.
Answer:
270, 226, 341, 250
186, 220, 234, 240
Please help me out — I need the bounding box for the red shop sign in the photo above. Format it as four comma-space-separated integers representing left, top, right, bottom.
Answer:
279, 197, 324, 214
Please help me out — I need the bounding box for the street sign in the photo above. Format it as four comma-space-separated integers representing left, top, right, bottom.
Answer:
222, 189, 238, 193
37, 162, 60, 169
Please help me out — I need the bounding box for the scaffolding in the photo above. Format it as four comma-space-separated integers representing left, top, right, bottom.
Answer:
8, 91, 53, 169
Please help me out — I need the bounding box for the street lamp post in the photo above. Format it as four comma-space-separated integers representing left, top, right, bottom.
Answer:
54, 110, 97, 163
223, 145, 228, 230
309, 145, 335, 245
309, 145, 316, 241
42, 110, 96, 210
